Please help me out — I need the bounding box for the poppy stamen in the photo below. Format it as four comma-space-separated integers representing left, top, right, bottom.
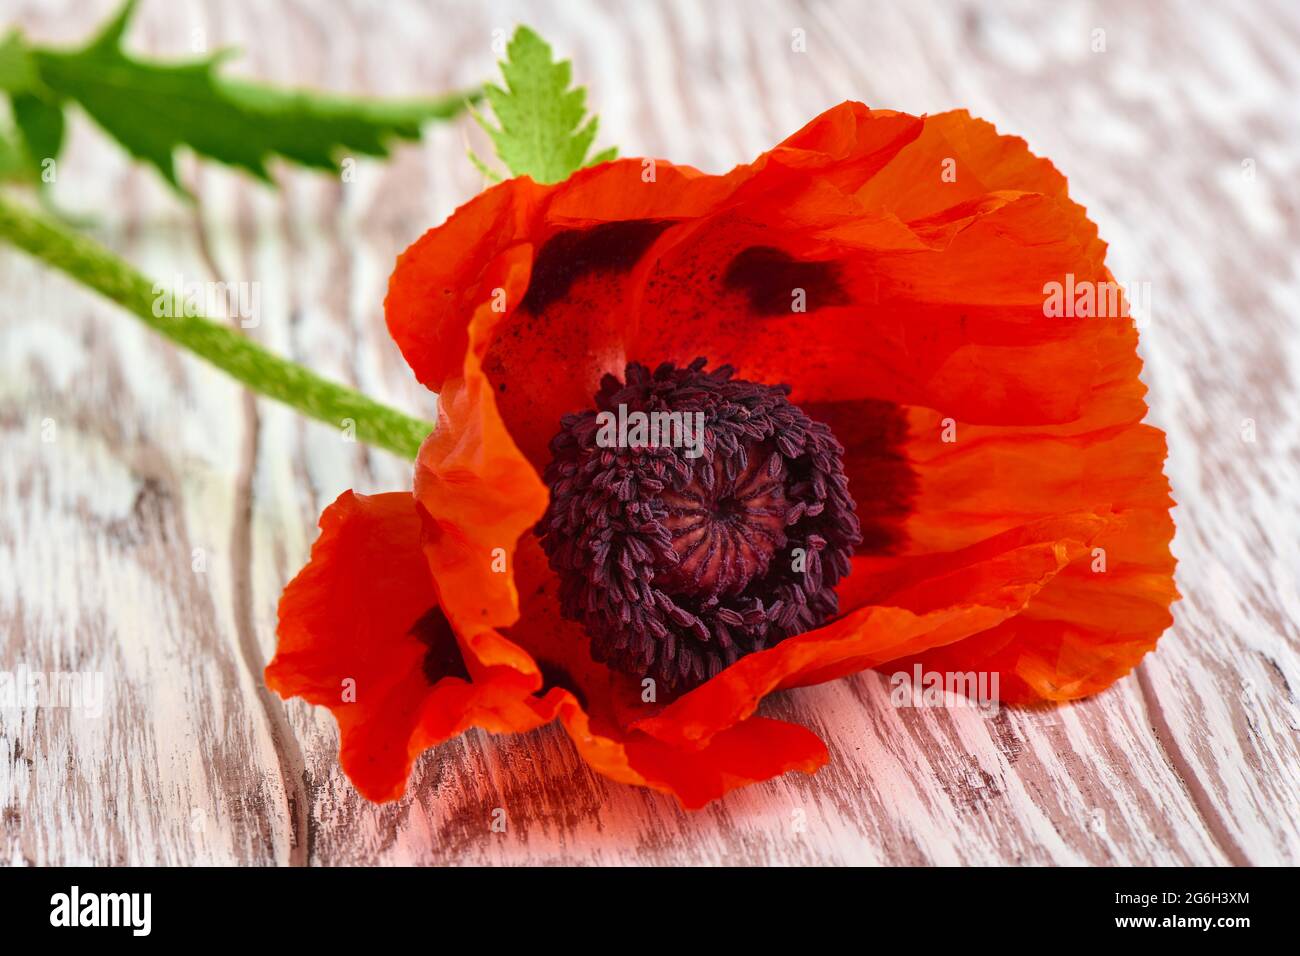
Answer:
537, 359, 862, 696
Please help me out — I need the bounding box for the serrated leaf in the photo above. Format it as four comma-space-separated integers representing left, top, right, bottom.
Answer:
475, 26, 617, 184
465, 146, 502, 183
586, 145, 618, 168
17, 0, 474, 194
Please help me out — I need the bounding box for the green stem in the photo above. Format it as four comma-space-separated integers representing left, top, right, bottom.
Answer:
0, 192, 434, 459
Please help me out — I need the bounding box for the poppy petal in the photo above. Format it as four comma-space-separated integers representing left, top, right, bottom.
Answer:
266, 490, 549, 802
528, 687, 828, 810
411, 244, 551, 688
630, 511, 1108, 750
386, 104, 925, 470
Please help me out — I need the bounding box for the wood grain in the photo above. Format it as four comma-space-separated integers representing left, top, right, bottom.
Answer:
2, 0, 1298, 865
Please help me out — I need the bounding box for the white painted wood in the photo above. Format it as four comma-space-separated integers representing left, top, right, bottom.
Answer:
1, 0, 1297, 864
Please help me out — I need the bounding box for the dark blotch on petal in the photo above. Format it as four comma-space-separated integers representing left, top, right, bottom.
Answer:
723, 246, 849, 316
535, 658, 588, 710
410, 607, 470, 685
803, 399, 917, 554
522, 219, 675, 313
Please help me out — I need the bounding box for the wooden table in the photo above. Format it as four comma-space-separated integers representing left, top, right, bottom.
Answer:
2, 0, 1297, 866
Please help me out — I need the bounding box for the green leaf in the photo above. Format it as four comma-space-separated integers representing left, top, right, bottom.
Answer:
13, 92, 64, 166
0, 30, 37, 94
475, 26, 617, 183
0, 125, 30, 181
586, 145, 618, 168
13, 0, 474, 194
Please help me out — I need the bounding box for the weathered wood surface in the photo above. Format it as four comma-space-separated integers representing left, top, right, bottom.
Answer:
2, 0, 1298, 866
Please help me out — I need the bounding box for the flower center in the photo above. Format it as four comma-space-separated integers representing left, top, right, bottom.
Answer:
537, 359, 862, 696
658, 446, 788, 597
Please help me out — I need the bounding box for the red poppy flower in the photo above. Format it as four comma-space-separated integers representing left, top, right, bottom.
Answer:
265, 102, 1177, 808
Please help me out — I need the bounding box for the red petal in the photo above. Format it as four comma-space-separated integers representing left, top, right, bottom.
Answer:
265, 490, 548, 802
631, 512, 1108, 750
